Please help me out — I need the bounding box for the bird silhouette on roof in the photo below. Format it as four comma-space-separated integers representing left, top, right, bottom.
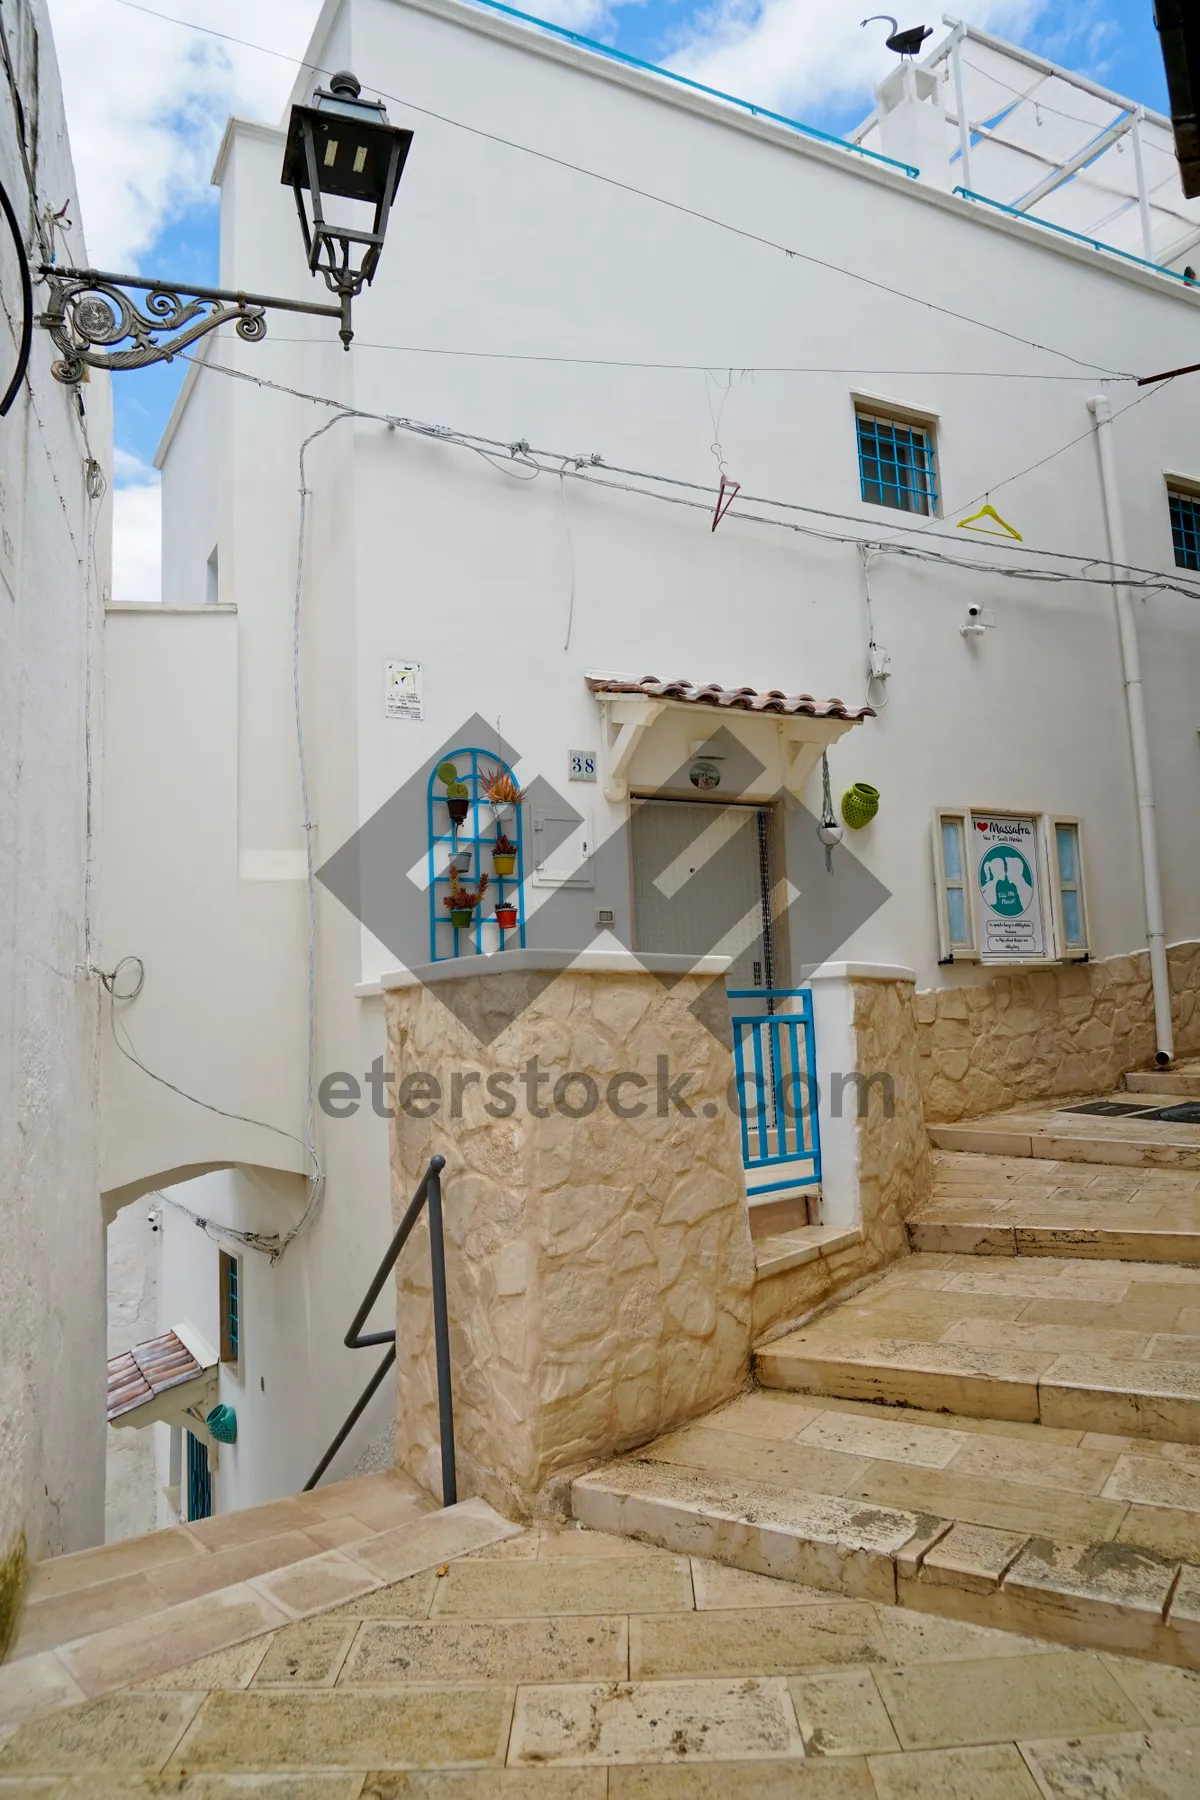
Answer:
861, 16, 934, 57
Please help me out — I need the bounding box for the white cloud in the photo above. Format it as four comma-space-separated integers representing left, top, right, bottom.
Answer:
666, 0, 1045, 121
45, 0, 324, 267
521, 0, 617, 31
111, 452, 162, 603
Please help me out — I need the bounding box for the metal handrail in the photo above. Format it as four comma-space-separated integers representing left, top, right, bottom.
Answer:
303, 1153, 456, 1501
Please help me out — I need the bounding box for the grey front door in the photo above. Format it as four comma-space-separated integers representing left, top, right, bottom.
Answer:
630, 799, 774, 990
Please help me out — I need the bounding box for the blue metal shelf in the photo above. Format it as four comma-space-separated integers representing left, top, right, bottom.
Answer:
427, 746, 527, 962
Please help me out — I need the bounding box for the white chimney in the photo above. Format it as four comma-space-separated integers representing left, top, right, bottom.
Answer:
874, 60, 953, 191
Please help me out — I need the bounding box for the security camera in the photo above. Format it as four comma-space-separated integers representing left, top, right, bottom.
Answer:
960, 603, 995, 637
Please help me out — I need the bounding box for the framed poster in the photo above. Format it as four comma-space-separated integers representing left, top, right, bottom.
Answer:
384, 661, 423, 721
971, 814, 1045, 959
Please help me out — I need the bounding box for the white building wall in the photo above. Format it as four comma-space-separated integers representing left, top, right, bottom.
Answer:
0, 0, 113, 1574
104, 1203, 158, 1541
122, 0, 1200, 1505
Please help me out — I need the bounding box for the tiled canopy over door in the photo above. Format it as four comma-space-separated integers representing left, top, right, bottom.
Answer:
631, 799, 773, 990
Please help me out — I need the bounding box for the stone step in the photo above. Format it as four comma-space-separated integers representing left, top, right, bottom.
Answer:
928, 1097, 1200, 1172
570, 1387, 1200, 1668
754, 1251, 1200, 1445
751, 1224, 866, 1339
914, 1150, 1200, 1262
1127, 1066, 1200, 1097
572, 1455, 1200, 1669
0, 1495, 521, 1730
14, 1469, 435, 1660
746, 1188, 821, 1240
907, 1175, 1200, 1263
759, 1332, 1200, 1443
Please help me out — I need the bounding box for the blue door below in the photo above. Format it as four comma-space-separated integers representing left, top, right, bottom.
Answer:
186, 1430, 212, 1521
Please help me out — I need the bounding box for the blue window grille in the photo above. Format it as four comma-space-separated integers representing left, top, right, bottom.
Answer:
856, 412, 938, 516
728, 988, 821, 1197
428, 747, 526, 962
219, 1250, 239, 1365
1169, 489, 1200, 571
186, 1431, 212, 1521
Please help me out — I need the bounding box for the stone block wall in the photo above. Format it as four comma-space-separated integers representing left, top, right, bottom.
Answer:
854, 976, 933, 1239
384, 964, 755, 1519
917, 941, 1200, 1123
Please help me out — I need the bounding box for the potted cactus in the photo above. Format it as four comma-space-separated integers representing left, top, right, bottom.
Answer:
479, 763, 526, 822
444, 872, 488, 930
492, 832, 517, 877
437, 759, 471, 826
494, 903, 518, 930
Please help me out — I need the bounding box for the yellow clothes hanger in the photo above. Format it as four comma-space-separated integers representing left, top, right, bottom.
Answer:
957, 502, 1023, 541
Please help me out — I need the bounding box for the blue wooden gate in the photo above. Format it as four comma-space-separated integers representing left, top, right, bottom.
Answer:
729, 988, 821, 1197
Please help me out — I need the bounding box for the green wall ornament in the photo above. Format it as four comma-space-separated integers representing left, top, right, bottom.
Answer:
841, 783, 880, 829
206, 1403, 238, 1444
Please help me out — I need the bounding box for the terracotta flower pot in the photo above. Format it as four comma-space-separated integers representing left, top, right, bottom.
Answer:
449, 908, 473, 929
495, 906, 518, 929
492, 852, 516, 876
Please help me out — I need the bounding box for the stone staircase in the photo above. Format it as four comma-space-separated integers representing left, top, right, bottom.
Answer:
0, 1469, 520, 1729
574, 1099, 1200, 1672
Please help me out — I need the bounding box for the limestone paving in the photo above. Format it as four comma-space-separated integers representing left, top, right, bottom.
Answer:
5, 1525, 1200, 1794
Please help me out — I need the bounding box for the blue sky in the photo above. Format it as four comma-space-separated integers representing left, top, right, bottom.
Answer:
109, 0, 1171, 473
43, 0, 1175, 596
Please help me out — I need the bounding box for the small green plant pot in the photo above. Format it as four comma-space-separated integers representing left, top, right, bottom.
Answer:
493, 853, 516, 877
449, 908, 473, 930
841, 783, 880, 829
447, 799, 469, 826
206, 1403, 237, 1445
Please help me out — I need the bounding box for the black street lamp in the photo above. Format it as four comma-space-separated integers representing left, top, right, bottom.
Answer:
283, 71, 413, 349
36, 71, 411, 387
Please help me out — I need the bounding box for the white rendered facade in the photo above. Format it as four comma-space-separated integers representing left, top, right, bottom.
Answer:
0, 0, 113, 1569
104, 0, 1200, 1511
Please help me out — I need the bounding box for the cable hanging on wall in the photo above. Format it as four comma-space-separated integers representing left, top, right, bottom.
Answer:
185, 349, 1200, 602
0, 172, 32, 415
95, 956, 325, 1260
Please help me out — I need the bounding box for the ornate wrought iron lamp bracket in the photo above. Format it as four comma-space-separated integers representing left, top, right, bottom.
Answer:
36, 266, 344, 385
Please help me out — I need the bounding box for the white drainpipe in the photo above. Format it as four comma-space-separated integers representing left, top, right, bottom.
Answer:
1087, 395, 1174, 1063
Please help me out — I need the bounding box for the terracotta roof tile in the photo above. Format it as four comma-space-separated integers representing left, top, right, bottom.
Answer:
106, 1329, 204, 1424
585, 675, 874, 720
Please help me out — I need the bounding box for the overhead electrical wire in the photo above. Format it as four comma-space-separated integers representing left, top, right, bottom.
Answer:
267, 336, 1133, 380
111, 0, 1132, 379
903, 376, 1174, 545
184, 347, 1200, 601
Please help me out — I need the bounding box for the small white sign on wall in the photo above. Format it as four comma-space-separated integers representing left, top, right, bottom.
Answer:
385, 661, 423, 721
971, 814, 1045, 959
568, 750, 597, 781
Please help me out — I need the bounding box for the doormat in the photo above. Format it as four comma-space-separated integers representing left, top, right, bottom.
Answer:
1138, 1103, 1200, 1126
1063, 1101, 1158, 1117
